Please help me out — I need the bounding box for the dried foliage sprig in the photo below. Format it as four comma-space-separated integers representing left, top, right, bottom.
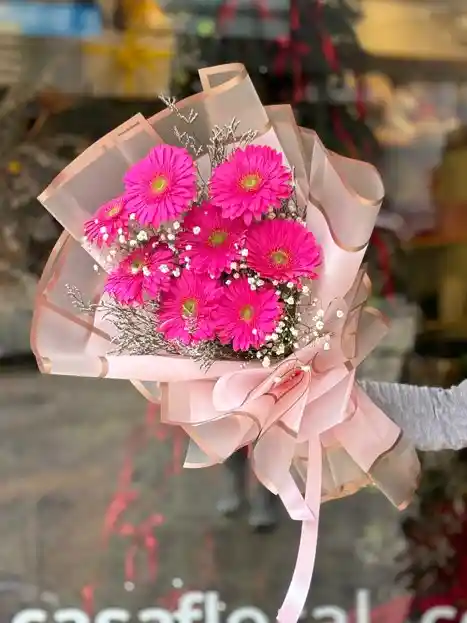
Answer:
207, 118, 258, 168
67, 284, 242, 369
67, 284, 177, 356
158, 95, 198, 125
159, 94, 204, 159
174, 127, 203, 158
159, 92, 258, 168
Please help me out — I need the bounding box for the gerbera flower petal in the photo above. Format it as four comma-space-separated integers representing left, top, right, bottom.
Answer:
216, 278, 283, 351
158, 272, 221, 345
84, 195, 129, 247
104, 243, 176, 305
245, 219, 322, 282
210, 145, 292, 224
177, 202, 246, 277
124, 145, 196, 228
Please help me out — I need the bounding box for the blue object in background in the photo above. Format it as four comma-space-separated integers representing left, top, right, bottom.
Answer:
0, 1, 103, 38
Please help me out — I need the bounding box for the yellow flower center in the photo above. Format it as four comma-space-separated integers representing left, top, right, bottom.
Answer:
7, 160, 21, 175
151, 175, 169, 194
107, 202, 122, 218
270, 249, 289, 266
131, 259, 145, 272
182, 298, 197, 317
240, 304, 254, 322
209, 230, 228, 247
240, 173, 261, 191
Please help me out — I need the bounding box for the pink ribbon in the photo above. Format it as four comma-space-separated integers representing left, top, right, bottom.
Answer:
161, 295, 401, 623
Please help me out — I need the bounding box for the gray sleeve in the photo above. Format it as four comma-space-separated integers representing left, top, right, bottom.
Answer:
359, 380, 467, 451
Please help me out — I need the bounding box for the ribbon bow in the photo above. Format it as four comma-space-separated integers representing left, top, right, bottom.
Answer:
162, 276, 398, 622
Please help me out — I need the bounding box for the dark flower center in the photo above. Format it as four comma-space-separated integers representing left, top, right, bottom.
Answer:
240, 173, 261, 191
209, 229, 228, 247
270, 249, 290, 266
182, 298, 198, 317
151, 175, 169, 194
107, 202, 122, 218
240, 304, 255, 322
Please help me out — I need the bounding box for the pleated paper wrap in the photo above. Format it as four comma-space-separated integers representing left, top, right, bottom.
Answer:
31, 64, 420, 622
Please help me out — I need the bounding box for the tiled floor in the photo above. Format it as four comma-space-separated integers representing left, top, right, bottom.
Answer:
0, 371, 409, 621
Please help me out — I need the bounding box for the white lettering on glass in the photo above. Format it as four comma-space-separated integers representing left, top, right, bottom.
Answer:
11, 611, 48, 623
421, 607, 457, 623
312, 606, 347, 623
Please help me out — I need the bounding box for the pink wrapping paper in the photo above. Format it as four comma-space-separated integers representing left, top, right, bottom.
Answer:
31, 64, 420, 623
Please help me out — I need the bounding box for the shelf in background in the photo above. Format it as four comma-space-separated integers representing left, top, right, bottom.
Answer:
405, 232, 467, 249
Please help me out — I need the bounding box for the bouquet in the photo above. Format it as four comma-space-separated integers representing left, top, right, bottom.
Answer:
31, 64, 420, 622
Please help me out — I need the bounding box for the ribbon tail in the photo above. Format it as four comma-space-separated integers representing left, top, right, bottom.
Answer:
252, 427, 315, 522
278, 472, 316, 522
277, 437, 322, 623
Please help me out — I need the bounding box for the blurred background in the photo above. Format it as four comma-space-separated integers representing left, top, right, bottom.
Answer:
2, 1, 467, 621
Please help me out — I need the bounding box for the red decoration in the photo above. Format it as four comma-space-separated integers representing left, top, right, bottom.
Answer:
370, 229, 395, 299
321, 34, 339, 73
290, 0, 300, 31
355, 75, 367, 120
218, 0, 270, 28
117, 514, 164, 583
80, 401, 175, 613
274, 36, 310, 102
331, 107, 358, 158
81, 584, 95, 617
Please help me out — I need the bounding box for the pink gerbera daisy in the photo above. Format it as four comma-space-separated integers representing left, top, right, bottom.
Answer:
84, 195, 129, 247
216, 278, 283, 351
124, 144, 196, 228
104, 244, 175, 305
177, 202, 246, 277
158, 272, 221, 345
210, 145, 292, 225
245, 219, 322, 282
